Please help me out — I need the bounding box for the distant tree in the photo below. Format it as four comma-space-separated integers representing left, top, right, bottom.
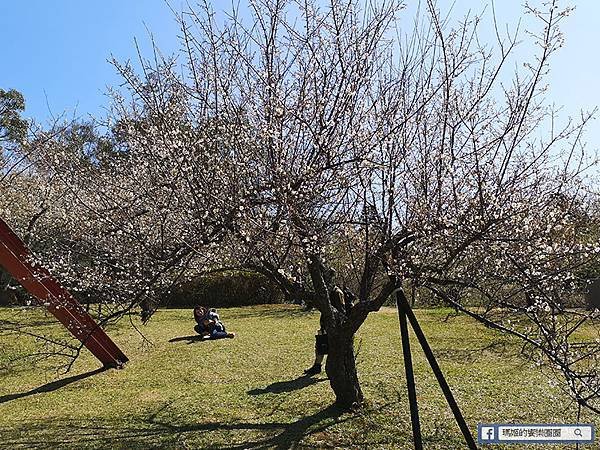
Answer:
0, 88, 26, 145
0, 88, 28, 193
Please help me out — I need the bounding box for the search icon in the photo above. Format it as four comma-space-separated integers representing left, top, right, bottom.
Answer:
574, 428, 582, 437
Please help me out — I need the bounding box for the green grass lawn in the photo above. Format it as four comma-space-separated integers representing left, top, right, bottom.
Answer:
0, 305, 595, 449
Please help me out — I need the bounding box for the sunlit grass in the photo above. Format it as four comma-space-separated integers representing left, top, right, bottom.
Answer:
0, 305, 594, 449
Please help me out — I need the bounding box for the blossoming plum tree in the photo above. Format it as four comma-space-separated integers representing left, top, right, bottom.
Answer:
125, 0, 597, 409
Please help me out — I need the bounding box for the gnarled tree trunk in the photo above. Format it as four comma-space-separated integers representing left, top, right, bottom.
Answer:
326, 328, 363, 408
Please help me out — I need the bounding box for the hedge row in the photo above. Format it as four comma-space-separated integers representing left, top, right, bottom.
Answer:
0, 268, 284, 308
163, 271, 284, 308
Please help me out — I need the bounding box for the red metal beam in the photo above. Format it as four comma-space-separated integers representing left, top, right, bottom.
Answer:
0, 217, 128, 368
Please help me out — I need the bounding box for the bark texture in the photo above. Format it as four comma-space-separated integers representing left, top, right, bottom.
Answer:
325, 329, 363, 408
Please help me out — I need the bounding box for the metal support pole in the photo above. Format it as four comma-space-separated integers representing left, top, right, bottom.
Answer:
397, 288, 477, 450
0, 218, 128, 368
396, 292, 423, 449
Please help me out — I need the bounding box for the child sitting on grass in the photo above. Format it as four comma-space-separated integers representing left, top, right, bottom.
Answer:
193, 306, 235, 340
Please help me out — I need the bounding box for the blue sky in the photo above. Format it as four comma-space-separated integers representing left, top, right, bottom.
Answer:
0, 0, 181, 122
1, 1, 598, 149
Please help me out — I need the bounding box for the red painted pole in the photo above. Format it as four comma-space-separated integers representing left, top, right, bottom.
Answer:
0, 218, 128, 368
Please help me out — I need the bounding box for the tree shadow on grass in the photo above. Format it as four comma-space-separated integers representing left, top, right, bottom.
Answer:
168, 334, 209, 344
0, 366, 107, 405
144, 401, 408, 449
145, 403, 349, 450
0, 404, 348, 449
248, 376, 328, 395
1, 401, 406, 449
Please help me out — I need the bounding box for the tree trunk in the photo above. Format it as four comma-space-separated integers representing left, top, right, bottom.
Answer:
326, 329, 364, 408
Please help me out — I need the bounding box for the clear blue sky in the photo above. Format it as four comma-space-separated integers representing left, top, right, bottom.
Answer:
1, 1, 598, 149
0, 0, 181, 122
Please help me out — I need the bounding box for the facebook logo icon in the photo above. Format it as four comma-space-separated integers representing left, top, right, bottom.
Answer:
479, 425, 497, 443
481, 427, 495, 440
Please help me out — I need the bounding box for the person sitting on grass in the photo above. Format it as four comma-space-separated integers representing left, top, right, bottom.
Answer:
193, 306, 235, 340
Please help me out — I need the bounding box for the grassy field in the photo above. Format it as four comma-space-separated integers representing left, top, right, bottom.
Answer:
0, 305, 595, 449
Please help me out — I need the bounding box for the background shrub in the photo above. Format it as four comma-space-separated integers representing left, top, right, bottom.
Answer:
164, 271, 284, 308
